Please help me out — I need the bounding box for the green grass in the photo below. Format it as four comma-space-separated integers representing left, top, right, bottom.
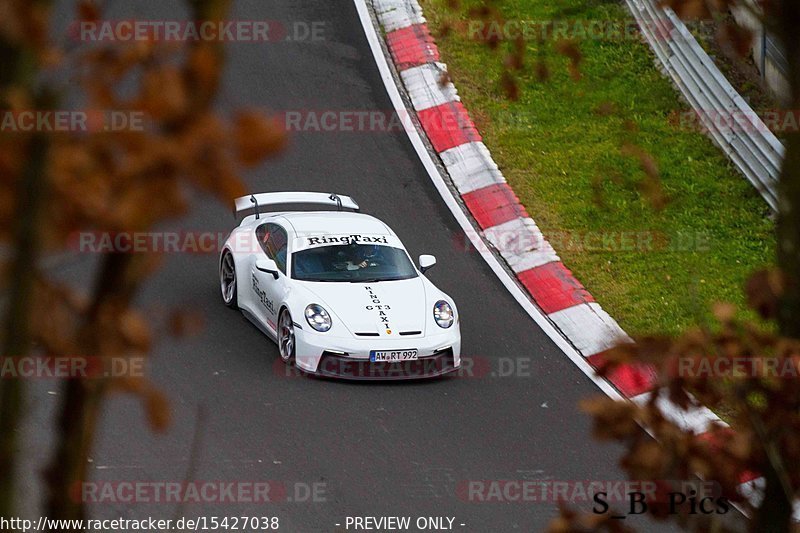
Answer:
423, 0, 775, 337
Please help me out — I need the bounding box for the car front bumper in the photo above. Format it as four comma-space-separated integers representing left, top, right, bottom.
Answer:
293, 327, 462, 380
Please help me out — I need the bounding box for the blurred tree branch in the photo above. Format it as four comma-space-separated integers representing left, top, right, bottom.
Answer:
775, 0, 800, 341
0, 0, 284, 528
0, 0, 55, 518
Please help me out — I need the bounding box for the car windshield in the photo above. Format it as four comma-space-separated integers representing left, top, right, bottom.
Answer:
291, 244, 418, 282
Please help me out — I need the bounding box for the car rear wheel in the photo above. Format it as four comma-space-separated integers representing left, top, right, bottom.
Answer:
220, 251, 238, 308
278, 309, 295, 364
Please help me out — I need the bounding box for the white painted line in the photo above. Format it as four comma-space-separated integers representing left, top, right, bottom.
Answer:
630, 389, 722, 434
373, 0, 425, 33
737, 478, 800, 520
440, 142, 506, 194
549, 303, 632, 357
482, 217, 561, 272
400, 63, 460, 111
504, 247, 562, 273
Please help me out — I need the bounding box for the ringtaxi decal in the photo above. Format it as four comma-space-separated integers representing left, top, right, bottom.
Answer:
306, 234, 389, 246
364, 286, 392, 334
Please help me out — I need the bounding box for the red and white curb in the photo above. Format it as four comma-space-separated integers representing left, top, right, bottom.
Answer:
373, 0, 649, 397
358, 0, 793, 516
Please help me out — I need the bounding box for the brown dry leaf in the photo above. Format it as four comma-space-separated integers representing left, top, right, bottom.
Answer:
30, 279, 84, 355
139, 66, 188, 121
144, 385, 171, 432
548, 504, 636, 533
500, 71, 519, 101
745, 268, 785, 320
124, 253, 165, 288
621, 143, 667, 210
213, 161, 248, 203
4, 86, 31, 110
623, 440, 666, 474
118, 309, 152, 352
188, 45, 222, 91
113, 178, 187, 230
660, 0, 712, 19
712, 302, 737, 322
555, 40, 582, 81
535, 59, 550, 82
581, 397, 641, 440
728, 431, 752, 460
0, 1, 25, 46
77, 0, 101, 22
504, 36, 525, 71
234, 111, 287, 167
114, 377, 171, 432
593, 101, 617, 117
49, 142, 113, 224
590, 174, 606, 208
22, 1, 51, 50
168, 309, 206, 338
718, 21, 754, 58
687, 455, 714, 478
546, 516, 571, 533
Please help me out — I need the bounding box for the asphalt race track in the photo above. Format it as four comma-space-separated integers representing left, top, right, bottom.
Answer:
18, 1, 693, 531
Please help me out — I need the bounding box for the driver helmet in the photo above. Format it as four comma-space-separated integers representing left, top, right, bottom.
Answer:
361, 244, 379, 259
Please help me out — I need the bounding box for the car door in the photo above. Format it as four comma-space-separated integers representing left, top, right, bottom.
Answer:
250, 222, 290, 335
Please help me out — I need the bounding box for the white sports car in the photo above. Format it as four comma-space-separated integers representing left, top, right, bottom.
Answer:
219, 192, 462, 379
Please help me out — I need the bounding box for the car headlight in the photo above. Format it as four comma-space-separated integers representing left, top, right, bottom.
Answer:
433, 300, 454, 329
305, 304, 332, 332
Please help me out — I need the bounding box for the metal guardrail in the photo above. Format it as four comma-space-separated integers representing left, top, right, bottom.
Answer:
766, 33, 789, 75
625, 0, 784, 211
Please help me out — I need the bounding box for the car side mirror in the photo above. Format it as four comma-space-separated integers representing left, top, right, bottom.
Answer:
256, 258, 279, 279
419, 254, 436, 274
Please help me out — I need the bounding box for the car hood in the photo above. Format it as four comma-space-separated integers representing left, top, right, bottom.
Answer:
303, 277, 427, 337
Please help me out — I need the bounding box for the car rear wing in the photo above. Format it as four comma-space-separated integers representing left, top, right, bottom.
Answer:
233, 192, 360, 219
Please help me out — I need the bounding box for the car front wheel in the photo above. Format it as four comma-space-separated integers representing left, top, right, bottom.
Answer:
278, 309, 295, 364
220, 250, 238, 308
